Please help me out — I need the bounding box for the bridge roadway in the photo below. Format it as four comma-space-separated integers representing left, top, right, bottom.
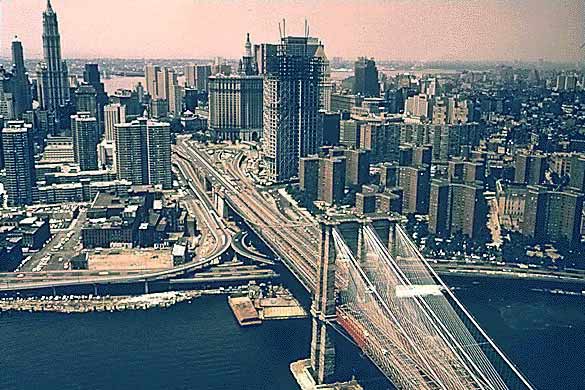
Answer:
175, 139, 320, 292
0, 155, 232, 293
232, 232, 275, 266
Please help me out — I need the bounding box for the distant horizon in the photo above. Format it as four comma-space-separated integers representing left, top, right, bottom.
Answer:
1, 0, 583, 62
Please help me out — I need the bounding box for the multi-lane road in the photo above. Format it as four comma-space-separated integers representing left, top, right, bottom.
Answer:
174, 137, 321, 292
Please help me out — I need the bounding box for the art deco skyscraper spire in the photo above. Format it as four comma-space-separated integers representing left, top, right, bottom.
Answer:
39, 0, 70, 111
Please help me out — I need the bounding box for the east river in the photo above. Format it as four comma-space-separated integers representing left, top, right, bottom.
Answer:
1, 276, 583, 390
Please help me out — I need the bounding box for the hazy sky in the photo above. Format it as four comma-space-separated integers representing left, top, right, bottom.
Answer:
0, 0, 583, 61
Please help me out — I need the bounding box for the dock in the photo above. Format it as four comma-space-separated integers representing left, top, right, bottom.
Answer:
290, 359, 363, 390
227, 296, 262, 326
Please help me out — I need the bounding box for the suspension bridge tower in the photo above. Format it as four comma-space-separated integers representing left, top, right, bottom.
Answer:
310, 220, 337, 384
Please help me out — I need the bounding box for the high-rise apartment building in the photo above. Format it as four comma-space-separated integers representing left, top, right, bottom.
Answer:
261, 35, 329, 182
2, 121, 37, 206
515, 151, 547, 185
360, 118, 401, 163
353, 57, 379, 97
115, 117, 171, 189
568, 154, 585, 192
71, 112, 98, 171
429, 179, 486, 239
343, 149, 370, 186
523, 186, 584, 247
397, 165, 430, 214
104, 103, 126, 142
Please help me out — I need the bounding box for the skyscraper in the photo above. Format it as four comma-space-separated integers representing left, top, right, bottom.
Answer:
39, 0, 70, 112
239, 33, 258, 76
104, 103, 126, 142
145, 64, 160, 98
397, 165, 430, 214
71, 112, 98, 171
208, 33, 263, 141
184, 64, 212, 91
353, 57, 379, 97
11, 37, 32, 118
82, 64, 108, 130
75, 84, 97, 118
2, 121, 37, 206
515, 150, 547, 185
428, 179, 486, 239
261, 35, 329, 182
523, 186, 584, 247
115, 117, 171, 189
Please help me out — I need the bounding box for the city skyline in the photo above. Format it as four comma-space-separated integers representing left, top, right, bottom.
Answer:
0, 0, 583, 62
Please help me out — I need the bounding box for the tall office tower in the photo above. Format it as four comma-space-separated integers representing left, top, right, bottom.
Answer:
343, 149, 370, 186
149, 99, 168, 119
74, 84, 97, 118
353, 57, 379, 97
397, 165, 430, 214
261, 35, 328, 182
135, 82, 145, 103
208, 74, 263, 141
157, 67, 175, 100
515, 151, 547, 185
320, 112, 340, 145
523, 186, 584, 247
568, 154, 585, 192
71, 112, 98, 171
184, 87, 198, 111
11, 37, 32, 118
168, 84, 184, 116
115, 117, 171, 189
82, 64, 108, 130
104, 103, 126, 141
0, 67, 15, 120
144, 64, 160, 98
196, 65, 212, 92
239, 33, 258, 76
39, 0, 70, 112
184, 64, 197, 88
2, 121, 37, 206
429, 179, 451, 237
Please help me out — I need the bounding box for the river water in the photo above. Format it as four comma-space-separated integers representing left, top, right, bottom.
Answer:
0, 277, 583, 390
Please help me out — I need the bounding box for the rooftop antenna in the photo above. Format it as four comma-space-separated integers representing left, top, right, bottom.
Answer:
278, 21, 282, 40
304, 19, 308, 38
283, 18, 286, 37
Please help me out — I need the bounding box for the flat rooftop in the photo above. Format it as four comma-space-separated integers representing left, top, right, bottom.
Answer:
88, 249, 173, 271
